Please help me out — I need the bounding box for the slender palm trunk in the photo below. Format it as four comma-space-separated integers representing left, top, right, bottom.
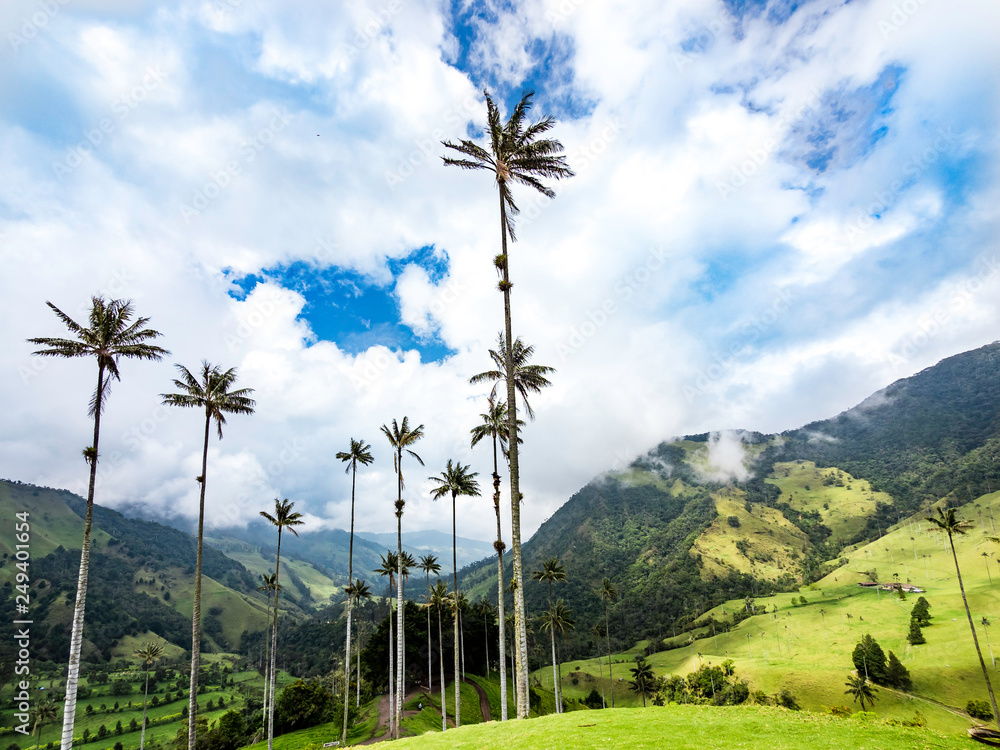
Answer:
495, 469, 508, 720
549, 628, 558, 714
426, 571, 433, 692
460, 609, 466, 679
342, 462, 357, 747
356, 615, 361, 708
267, 527, 284, 750
395, 452, 405, 739
452, 492, 461, 727
948, 532, 1000, 723
484, 615, 490, 678
606, 607, 614, 708
59, 364, 104, 750
598, 651, 605, 709
188, 412, 211, 750
388, 594, 395, 738
140, 667, 150, 750
262, 590, 272, 734
437, 607, 446, 731
498, 192, 529, 718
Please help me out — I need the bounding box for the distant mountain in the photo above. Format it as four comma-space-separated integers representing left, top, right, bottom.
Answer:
356, 529, 494, 570
460, 341, 1000, 668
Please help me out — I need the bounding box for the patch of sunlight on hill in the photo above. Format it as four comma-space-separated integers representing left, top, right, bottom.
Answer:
0, 482, 111, 556
691, 488, 807, 581
767, 461, 886, 544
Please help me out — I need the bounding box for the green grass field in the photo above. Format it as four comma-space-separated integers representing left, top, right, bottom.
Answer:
388, 704, 970, 749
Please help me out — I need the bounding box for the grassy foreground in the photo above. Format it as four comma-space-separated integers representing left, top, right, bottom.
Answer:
390, 704, 970, 749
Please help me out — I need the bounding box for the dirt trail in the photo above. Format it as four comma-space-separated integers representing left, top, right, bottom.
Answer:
358, 687, 456, 745
463, 677, 492, 722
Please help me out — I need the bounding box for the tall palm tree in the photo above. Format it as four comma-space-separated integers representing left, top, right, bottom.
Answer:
845, 673, 878, 711
429, 460, 481, 727
380, 417, 424, 738
591, 622, 607, 708
470, 397, 522, 720
32, 699, 58, 750
628, 655, 656, 708
344, 578, 372, 710
418, 555, 442, 691
375, 551, 400, 737
28, 297, 167, 750
161, 361, 254, 750
476, 597, 497, 678
260, 499, 304, 750
599, 578, 618, 708
352, 579, 373, 708
425, 581, 451, 731
469, 336, 555, 421
929, 506, 999, 723
444, 91, 573, 718
256, 573, 280, 734
538, 600, 575, 713
336, 438, 374, 747
134, 641, 164, 750
454, 590, 469, 680
532, 557, 567, 710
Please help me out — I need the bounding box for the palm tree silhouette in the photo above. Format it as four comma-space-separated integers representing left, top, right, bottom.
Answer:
134, 641, 164, 750
32, 698, 58, 750
628, 655, 656, 707
599, 578, 618, 707
375, 551, 400, 738
256, 573, 279, 736
929, 506, 999, 723
470, 396, 521, 720
539, 599, 575, 713
444, 91, 573, 717
845, 673, 877, 711
425, 580, 451, 731
418, 555, 442, 692
470, 335, 555, 421
344, 578, 372, 711
260, 499, 304, 750
336, 438, 373, 746
29, 296, 166, 750
429, 459, 480, 727
162, 361, 254, 750
381, 417, 424, 738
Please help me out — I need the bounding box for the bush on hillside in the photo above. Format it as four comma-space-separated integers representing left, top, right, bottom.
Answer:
968, 699, 994, 720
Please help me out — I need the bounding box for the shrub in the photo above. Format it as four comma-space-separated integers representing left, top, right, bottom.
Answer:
727, 516, 741, 528
828, 705, 853, 718
907, 620, 926, 645
777, 689, 801, 711
968, 700, 994, 720
582, 689, 604, 709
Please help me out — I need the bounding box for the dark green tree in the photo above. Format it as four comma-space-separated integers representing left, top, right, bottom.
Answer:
907, 619, 926, 646
844, 674, 878, 711
911, 597, 931, 627
851, 634, 887, 683
274, 680, 335, 733
884, 651, 912, 690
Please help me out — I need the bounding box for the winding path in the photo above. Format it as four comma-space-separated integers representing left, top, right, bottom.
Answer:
463, 677, 492, 722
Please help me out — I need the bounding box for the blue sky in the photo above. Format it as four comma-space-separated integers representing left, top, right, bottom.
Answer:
1, 0, 997, 545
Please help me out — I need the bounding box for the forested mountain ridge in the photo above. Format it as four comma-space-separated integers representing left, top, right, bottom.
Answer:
460, 341, 1000, 669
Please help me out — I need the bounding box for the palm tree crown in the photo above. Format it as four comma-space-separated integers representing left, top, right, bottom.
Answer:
532, 557, 567, 603
161, 362, 255, 439
470, 335, 554, 421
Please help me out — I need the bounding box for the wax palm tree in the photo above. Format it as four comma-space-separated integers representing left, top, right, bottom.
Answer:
845, 673, 878, 711
928, 506, 999, 723
260, 499, 304, 750
425, 581, 451, 731
444, 91, 573, 718
133, 641, 164, 750
352, 579, 373, 707
336, 438, 373, 746
29, 297, 167, 750
599, 578, 618, 708
256, 573, 280, 733
628, 655, 656, 708
470, 335, 555, 421
532, 558, 567, 710
591, 622, 607, 708
476, 597, 497, 678
343, 578, 372, 709
381, 417, 424, 738
538, 600, 575, 713
470, 396, 522, 720
160, 361, 254, 749
454, 590, 470, 680
32, 698, 58, 750
418, 555, 442, 692
429, 459, 480, 727
375, 551, 400, 737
